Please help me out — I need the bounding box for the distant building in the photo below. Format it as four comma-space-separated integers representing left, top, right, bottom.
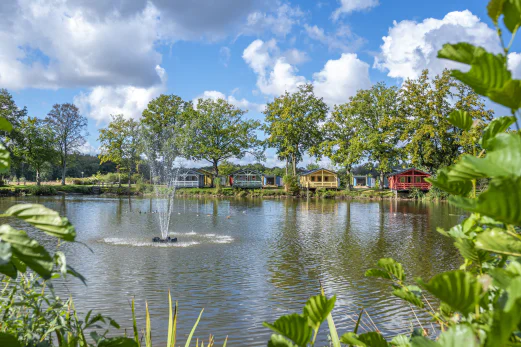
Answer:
230, 169, 264, 189
263, 175, 283, 188
388, 168, 431, 191
299, 168, 339, 189
172, 169, 213, 188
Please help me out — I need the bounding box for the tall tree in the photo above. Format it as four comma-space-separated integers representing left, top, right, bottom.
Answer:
46, 103, 88, 185
184, 98, 263, 176
98, 114, 141, 189
399, 69, 493, 172
14, 117, 56, 186
318, 103, 365, 190
263, 84, 328, 175
350, 83, 402, 189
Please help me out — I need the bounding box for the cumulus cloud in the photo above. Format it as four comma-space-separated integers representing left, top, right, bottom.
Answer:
74, 66, 167, 123
244, 3, 303, 37
304, 24, 365, 52
313, 53, 371, 107
375, 10, 502, 80
332, 0, 379, 20
79, 141, 100, 156
195, 90, 265, 113
243, 40, 371, 106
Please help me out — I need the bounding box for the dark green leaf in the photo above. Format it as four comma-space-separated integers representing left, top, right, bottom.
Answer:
97, 337, 138, 347
488, 0, 505, 24
0, 225, 53, 279
411, 336, 439, 347
4, 204, 76, 241
268, 335, 297, 347
365, 268, 392, 280
10, 254, 26, 273
417, 271, 482, 315
302, 294, 336, 331
377, 258, 405, 281
481, 116, 516, 149
426, 169, 472, 196
263, 314, 312, 347
0, 261, 17, 278
438, 324, 478, 347
0, 332, 20, 347
0, 118, 13, 132
357, 332, 389, 347
475, 228, 521, 257
503, 0, 521, 33
448, 110, 473, 131
392, 289, 424, 308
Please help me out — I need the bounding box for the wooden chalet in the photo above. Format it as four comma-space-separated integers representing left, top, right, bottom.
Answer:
230, 169, 264, 189
388, 168, 431, 191
299, 168, 339, 189
263, 175, 283, 188
172, 169, 213, 188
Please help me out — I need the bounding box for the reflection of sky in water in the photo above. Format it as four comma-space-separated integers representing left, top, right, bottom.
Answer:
0, 196, 462, 345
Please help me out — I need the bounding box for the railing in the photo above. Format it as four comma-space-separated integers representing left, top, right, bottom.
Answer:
172, 181, 199, 188
303, 182, 338, 188
233, 181, 263, 188
392, 182, 431, 190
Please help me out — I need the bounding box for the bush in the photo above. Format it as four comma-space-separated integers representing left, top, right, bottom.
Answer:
282, 175, 300, 196
27, 185, 57, 195
408, 187, 425, 199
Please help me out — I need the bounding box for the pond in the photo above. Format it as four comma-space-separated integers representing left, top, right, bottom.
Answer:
0, 196, 463, 345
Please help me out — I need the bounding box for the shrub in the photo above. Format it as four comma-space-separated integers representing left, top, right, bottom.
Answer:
283, 174, 300, 196
408, 187, 425, 199
27, 185, 57, 195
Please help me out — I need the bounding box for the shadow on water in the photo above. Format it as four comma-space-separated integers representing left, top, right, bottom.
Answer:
0, 196, 462, 345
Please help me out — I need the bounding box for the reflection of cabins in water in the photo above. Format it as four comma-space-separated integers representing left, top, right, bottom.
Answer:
388, 168, 431, 191
230, 169, 264, 189
173, 169, 213, 188
263, 175, 283, 188
299, 168, 339, 189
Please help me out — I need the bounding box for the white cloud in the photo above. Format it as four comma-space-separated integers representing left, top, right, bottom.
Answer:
313, 53, 371, 107
283, 48, 309, 65
375, 10, 501, 80
74, 66, 167, 123
244, 3, 303, 37
195, 90, 265, 113
243, 40, 371, 106
304, 24, 365, 52
332, 0, 379, 20
79, 141, 99, 156
508, 52, 521, 79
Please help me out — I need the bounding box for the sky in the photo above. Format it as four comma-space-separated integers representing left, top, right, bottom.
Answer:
2, 0, 520, 168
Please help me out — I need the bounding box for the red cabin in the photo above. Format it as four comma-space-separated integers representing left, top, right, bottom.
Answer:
388, 168, 431, 191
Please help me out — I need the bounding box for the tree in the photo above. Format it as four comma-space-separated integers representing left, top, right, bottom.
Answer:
318, 103, 365, 190
264, 84, 328, 175
399, 70, 493, 172
98, 115, 141, 190
350, 83, 402, 190
45, 103, 88, 185
217, 160, 237, 176
0, 89, 27, 181
15, 117, 56, 185
184, 98, 263, 176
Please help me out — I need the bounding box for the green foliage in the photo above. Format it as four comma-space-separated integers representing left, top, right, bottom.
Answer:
283, 175, 300, 195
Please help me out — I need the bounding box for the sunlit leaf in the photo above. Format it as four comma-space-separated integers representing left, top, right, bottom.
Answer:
0, 241, 12, 265
268, 335, 297, 347
488, 0, 505, 24
438, 324, 478, 347
365, 268, 392, 280
417, 271, 482, 315
487, 79, 521, 109
475, 228, 521, 257
4, 204, 76, 241
392, 289, 424, 308
0, 144, 10, 173
0, 224, 53, 279
263, 314, 313, 347
391, 335, 411, 347
377, 258, 405, 281
340, 332, 367, 346
426, 169, 472, 196
341, 332, 389, 347
0, 118, 12, 132
503, 0, 521, 33
411, 336, 439, 347
480, 116, 516, 149
438, 43, 482, 65
448, 110, 473, 131
302, 295, 336, 331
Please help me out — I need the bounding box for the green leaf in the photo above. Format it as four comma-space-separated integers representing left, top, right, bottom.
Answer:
302, 295, 336, 331
263, 314, 313, 347
377, 258, 405, 281
454, 238, 481, 263
391, 335, 411, 347
0, 241, 12, 265
417, 271, 482, 315
438, 43, 482, 65
0, 261, 17, 278
10, 254, 26, 273
487, 79, 521, 110
268, 335, 297, 347
480, 116, 516, 149
503, 0, 521, 33
0, 144, 10, 173
426, 169, 472, 196
488, 0, 505, 24
340, 332, 367, 346
357, 332, 389, 347
411, 336, 439, 347
486, 278, 521, 347
0, 333, 20, 347
98, 337, 139, 347
448, 110, 473, 131
438, 324, 478, 347
450, 177, 521, 225
0, 118, 13, 132
365, 268, 392, 280
392, 289, 424, 308
0, 224, 53, 279
475, 228, 521, 256
184, 308, 203, 347
4, 204, 76, 241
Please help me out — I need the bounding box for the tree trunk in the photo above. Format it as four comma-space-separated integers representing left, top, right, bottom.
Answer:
345, 166, 352, 191
285, 158, 288, 176
292, 155, 297, 176
128, 167, 132, 195
61, 158, 66, 185
36, 169, 41, 186
118, 167, 121, 188
213, 160, 219, 176
380, 171, 385, 191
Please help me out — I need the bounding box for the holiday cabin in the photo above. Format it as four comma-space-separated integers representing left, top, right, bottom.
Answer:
263, 175, 283, 188
230, 169, 264, 189
388, 168, 431, 191
196, 169, 214, 187
299, 168, 339, 189
172, 169, 210, 188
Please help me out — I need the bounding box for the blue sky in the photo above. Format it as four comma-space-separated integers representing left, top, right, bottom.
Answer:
3, 0, 517, 167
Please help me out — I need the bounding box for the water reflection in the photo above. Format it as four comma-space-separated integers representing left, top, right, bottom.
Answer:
0, 196, 462, 345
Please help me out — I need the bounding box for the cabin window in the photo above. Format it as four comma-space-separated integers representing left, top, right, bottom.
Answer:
311, 176, 315, 182
324, 176, 329, 182
317, 176, 322, 182
252, 175, 256, 181
415, 177, 422, 183
399, 177, 405, 183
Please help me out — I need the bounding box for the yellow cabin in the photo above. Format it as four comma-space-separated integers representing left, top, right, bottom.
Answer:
299, 168, 339, 189
195, 169, 214, 187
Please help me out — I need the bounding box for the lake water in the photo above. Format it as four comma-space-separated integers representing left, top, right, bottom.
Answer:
0, 196, 464, 345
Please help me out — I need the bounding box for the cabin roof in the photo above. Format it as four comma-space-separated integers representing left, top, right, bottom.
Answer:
195, 168, 213, 176
300, 168, 337, 176
231, 169, 264, 176
388, 168, 430, 177
176, 168, 204, 176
